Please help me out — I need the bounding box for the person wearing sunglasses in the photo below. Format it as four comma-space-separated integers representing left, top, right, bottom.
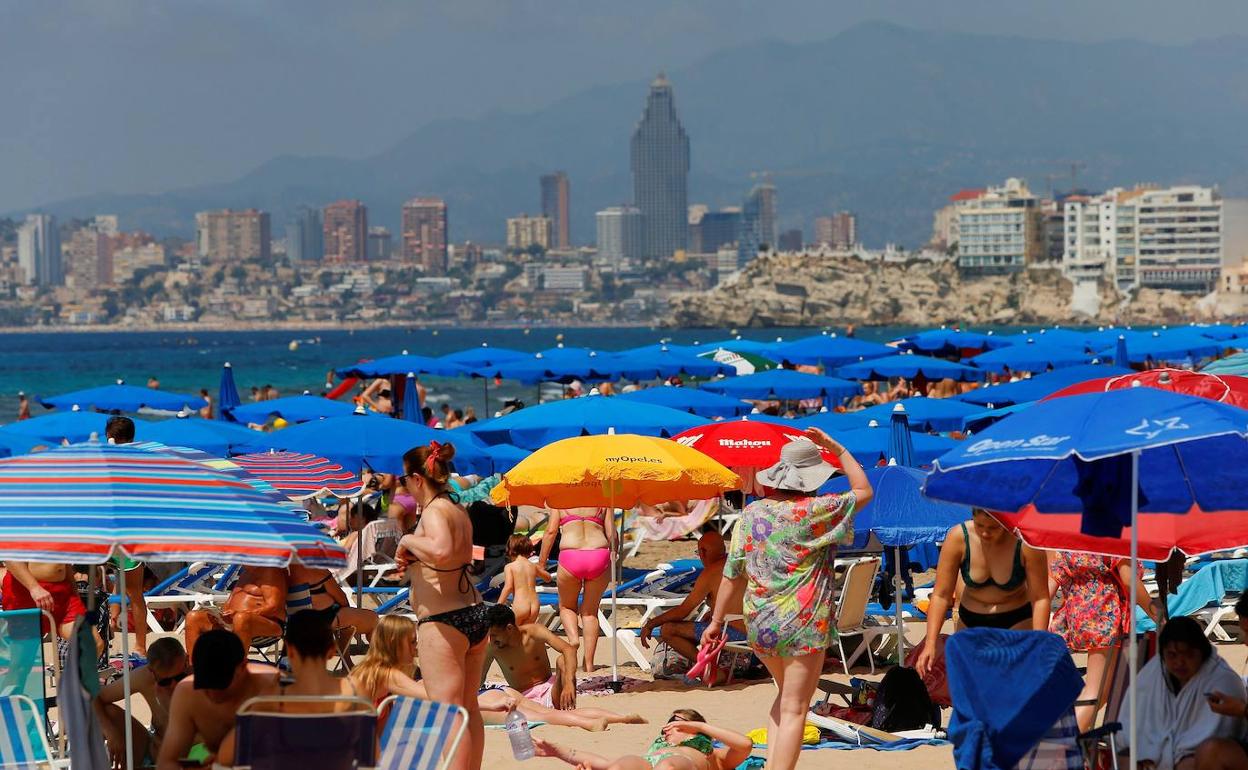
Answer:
93, 636, 189, 769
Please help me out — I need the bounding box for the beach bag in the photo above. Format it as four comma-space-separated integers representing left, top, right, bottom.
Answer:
870, 666, 938, 732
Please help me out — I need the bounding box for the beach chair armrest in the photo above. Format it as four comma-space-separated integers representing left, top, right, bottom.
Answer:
1079, 722, 1122, 743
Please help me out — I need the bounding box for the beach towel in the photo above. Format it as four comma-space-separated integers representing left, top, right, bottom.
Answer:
1136, 558, 1248, 631
1119, 652, 1246, 769
945, 629, 1082, 770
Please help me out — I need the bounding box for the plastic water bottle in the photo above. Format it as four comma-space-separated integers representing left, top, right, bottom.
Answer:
506, 708, 535, 760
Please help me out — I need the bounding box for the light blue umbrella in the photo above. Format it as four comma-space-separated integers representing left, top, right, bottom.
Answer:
1202, 351, 1248, 375
217, 362, 241, 422
228, 395, 362, 425
40, 382, 205, 414
957, 363, 1131, 407
0, 409, 110, 444
699, 369, 861, 405
466, 394, 702, 450
616, 387, 753, 418
838, 354, 982, 383
766, 334, 895, 368
402, 373, 422, 423
965, 340, 1093, 374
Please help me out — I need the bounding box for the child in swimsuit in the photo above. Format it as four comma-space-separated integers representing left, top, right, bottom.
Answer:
499, 534, 552, 626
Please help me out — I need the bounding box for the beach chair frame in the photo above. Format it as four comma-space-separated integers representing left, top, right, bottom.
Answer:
1076, 633, 1155, 770
0, 608, 62, 757
833, 557, 893, 675
376, 695, 468, 770
0, 694, 62, 769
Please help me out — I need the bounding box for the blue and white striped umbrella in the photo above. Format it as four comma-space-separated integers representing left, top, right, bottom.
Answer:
0, 444, 344, 567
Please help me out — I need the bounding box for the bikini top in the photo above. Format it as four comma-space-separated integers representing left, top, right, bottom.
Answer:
412, 492, 476, 596
959, 522, 1026, 591
560, 508, 606, 527
643, 733, 714, 763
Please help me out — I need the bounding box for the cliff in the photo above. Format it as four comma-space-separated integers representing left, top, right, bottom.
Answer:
665, 252, 1219, 328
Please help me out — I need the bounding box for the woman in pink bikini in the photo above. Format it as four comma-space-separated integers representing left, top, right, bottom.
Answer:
538, 506, 616, 672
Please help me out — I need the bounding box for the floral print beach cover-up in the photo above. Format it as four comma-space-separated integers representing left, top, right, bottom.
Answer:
724, 491, 858, 658
1049, 551, 1139, 652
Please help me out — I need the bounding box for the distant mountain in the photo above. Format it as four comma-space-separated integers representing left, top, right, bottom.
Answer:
14, 22, 1248, 248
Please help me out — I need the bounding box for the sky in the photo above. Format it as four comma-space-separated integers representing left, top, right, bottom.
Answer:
3, 0, 1247, 212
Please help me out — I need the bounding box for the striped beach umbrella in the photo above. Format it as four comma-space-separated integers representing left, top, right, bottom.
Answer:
0, 444, 345, 567
129, 441, 303, 510
231, 451, 363, 500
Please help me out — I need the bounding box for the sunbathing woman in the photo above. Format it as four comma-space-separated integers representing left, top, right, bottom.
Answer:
915, 508, 1050, 677
538, 505, 617, 672
395, 441, 488, 770
532, 709, 752, 770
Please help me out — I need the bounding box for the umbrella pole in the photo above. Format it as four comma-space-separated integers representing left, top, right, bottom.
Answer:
1129, 449, 1140, 770
483, 378, 490, 418
117, 563, 135, 770
894, 546, 905, 662
611, 494, 619, 686
356, 496, 365, 601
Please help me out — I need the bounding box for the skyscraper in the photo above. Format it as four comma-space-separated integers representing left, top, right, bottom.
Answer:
401, 198, 449, 274
195, 209, 271, 262
540, 172, 570, 249
630, 73, 690, 260
323, 200, 368, 262
596, 206, 644, 268
739, 183, 777, 264
286, 205, 323, 262
17, 214, 61, 287
814, 212, 857, 249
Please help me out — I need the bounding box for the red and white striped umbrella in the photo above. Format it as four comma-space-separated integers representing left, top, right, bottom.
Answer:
230, 451, 364, 500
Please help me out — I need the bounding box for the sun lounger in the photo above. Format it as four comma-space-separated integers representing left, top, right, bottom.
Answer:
233, 695, 377, 770
377, 695, 468, 770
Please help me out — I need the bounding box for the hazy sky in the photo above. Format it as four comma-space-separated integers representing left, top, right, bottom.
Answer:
3, 0, 1247, 212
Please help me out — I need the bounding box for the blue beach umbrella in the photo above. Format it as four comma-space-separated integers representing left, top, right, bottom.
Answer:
957, 363, 1131, 407
855, 396, 983, 434
483, 443, 530, 473
473, 349, 609, 384
40, 382, 206, 414
402, 373, 421, 423
616, 387, 753, 419
228, 395, 362, 425
0, 409, 110, 444
766, 335, 895, 368
895, 329, 1004, 354
826, 462, 969, 548
1115, 335, 1130, 368
922, 388, 1248, 769
1099, 331, 1223, 365
835, 425, 957, 466
596, 347, 734, 381
961, 402, 1034, 434
240, 411, 493, 477
689, 337, 784, 355
466, 394, 702, 450
336, 353, 467, 379
965, 340, 1093, 374
794, 410, 877, 432
996, 328, 1095, 349
838, 354, 982, 383
1202, 351, 1248, 376
217, 362, 241, 422
699, 369, 861, 405
438, 345, 529, 369
0, 433, 40, 458
135, 417, 261, 457
889, 404, 915, 468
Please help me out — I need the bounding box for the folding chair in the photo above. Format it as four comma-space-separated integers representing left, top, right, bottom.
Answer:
377, 696, 468, 770
832, 558, 895, 674
0, 608, 61, 758
1077, 633, 1156, 770
0, 694, 63, 769
233, 695, 377, 770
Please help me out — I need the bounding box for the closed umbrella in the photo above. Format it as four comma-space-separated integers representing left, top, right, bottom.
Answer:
217, 362, 241, 421
402, 373, 422, 423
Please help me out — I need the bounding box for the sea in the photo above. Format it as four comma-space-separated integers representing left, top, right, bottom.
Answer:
0, 325, 1006, 422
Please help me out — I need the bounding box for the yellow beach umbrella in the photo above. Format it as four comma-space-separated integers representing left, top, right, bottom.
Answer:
490, 433, 739, 682
491, 433, 740, 509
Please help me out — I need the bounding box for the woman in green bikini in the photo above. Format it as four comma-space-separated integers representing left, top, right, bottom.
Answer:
532, 709, 753, 769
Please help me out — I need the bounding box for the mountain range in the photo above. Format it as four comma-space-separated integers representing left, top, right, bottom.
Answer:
12, 21, 1248, 248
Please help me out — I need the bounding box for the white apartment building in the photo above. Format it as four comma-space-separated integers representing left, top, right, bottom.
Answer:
596, 206, 644, 268
955, 178, 1042, 274
505, 215, 553, 251
1063, 185, 1221, 293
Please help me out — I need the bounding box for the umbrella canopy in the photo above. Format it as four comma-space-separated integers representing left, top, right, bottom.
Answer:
854, 396, 983, 433
616, 387, 753, 419
1098, 331, 1224, 365
995, 328, 1096, 348
472, 350, 609, 384
466, 395, 702, 451
1203, 351, 1248, 375
135, 417, 260, 457
670, 419, 840, 474
0, 409, 110, 444
1043, 368, 1248, 408
964, 340, 1093, 374
228, 395, 362, 425
231, 451, 364, 500
217, 363, 241, 421
889, 405, 915, 467
490, 433, 739, 509
837, 354, 982, 382
482, 443, 530, 474
699, 369, 861, 403
957, 363, 1132, 407
0, 433, 39, 458
240, 411, 494, 476
128, 441, 299, 510
961, 402, 1034, 434
894, 329, 1005, 354
595, 348, 734, 381
766, 335, 895, 368
689, 338, 782, 355
823, 463, 968, 548
438, 345, 530, 369
1188, 324, 1245, 342
0, 444, 345, 566
40, 383, 205, 414
835, 425, 958, 466
923, 388, 1248, 559
336, 354, 467, 379
695, 348, 778, 376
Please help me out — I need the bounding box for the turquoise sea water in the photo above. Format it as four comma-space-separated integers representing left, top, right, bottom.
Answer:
0, 325, 999, 422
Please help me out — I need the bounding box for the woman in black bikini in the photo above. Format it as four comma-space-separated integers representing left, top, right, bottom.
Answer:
394, 441, 488, 770
915, 508, 1050, 677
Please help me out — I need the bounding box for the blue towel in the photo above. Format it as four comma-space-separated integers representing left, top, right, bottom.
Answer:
1137, 558, 1248, 631
946, 630, 1082, 770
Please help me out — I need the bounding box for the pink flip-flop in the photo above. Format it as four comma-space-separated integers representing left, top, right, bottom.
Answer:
686, 635, 728, 687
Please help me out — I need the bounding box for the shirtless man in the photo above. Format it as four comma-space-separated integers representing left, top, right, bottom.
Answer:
95, 637, 188, 767
1, 560, 104, 656
286, 562, 378, 638
156, 630, 279, 770
638, 529, 746, 664
184, 566, 287, 653
481, 605, 643, 732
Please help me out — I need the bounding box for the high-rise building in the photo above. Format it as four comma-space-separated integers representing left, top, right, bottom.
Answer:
323, 200, 368, 262
956, 178, 1043, 275
367, 227, 393, 261
16, 214, 61, 287
596, 206, 644, 268
814, 211, 857, 249
195, 209, 271, 262
401, 198, 449, 274
66, 225, 110, 287
506, 215, 554, 252
1063, 184, 1222, 292
738, 183, 778, 264
928, 190, 985, 251
540, 172, 570, 249
778, 229, 803, 252
691, 209, 742, 254
286, 206, 323, 262
630, 73, 690, 260
92, 215, 119, 236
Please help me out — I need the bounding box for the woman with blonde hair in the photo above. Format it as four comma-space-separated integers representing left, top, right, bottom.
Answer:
351, 615, 426, 705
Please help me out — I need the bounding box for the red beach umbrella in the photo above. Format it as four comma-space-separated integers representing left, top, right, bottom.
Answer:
670, 418, 840, 494
1043, 368, 1248, 409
